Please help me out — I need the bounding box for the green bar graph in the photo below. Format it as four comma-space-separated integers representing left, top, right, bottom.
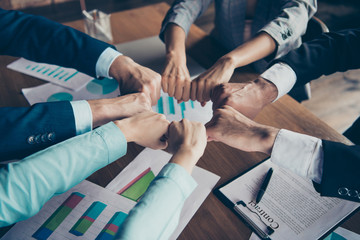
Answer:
190, 100, 195, 109
32, 65, 39, 71
42, 68, 51, 74
33, 192, 84, 240
59, 72, 69, 80
121, 171, 155, 201
69, 201, 107, 236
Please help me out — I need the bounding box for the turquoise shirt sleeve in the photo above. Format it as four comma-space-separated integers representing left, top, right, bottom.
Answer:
0, 122, 127, 227
116, 162, 198, 240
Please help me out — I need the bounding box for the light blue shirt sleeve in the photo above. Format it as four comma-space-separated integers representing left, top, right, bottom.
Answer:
0, 122, 127, 227
116, 163, 197, 240
70, 100, 93, 135
95, 47, 122, 78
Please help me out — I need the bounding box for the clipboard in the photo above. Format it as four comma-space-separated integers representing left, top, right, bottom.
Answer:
214, 158, 360, 240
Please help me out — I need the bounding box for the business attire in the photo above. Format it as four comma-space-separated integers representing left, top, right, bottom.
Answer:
260, 28, 360, 202
0, 122, 197, 239
160, 0, 317, 71
0, 8, 121, 161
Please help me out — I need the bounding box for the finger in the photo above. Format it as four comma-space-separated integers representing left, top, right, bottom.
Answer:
182, 79, 191, 102
157, 139, 168, 150
174, 78, 184, 101
203, 82, 212, 102
167, 75, 176, 97
196, 79, 205, 102
190, 80, 197, 101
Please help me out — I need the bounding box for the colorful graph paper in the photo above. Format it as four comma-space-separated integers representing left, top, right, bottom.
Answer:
119, 168, 155, 201
32, 192, 84, 240
69, 201, 107, 236
95, 212, 128, 240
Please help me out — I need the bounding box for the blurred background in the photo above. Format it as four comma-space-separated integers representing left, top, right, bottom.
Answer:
1, 0, 360, 134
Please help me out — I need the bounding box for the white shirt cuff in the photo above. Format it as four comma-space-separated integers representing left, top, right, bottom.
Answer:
260, 63, 297, 101
95, 47, 122, 78
271, 129, 324, 183
70, 100, 93, 135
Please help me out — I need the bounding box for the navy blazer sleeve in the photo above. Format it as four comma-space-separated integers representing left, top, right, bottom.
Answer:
0, 8, 114, 77
0, 101, 76, 161
0, 9, 116, 160
271, 29, 360, 201
312, 141, 360, 202
272, 28, 360, 87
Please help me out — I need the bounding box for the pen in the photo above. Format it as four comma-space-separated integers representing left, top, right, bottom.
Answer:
256, 167, 273, 203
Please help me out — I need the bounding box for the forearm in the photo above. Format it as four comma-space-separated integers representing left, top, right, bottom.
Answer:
222, 32, 276, 69
164, 24, 187, 56
0, 122, 127, 226
116, 163, 197, 239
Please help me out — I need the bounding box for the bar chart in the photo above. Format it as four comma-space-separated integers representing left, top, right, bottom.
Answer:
2, 181, 136, 240
32, 192, 85, 240
117, 167, 155, 201
69, 201, 107, 236
153, 91, 213, 124
95, 212, 128, 240
7, 58, 93, 91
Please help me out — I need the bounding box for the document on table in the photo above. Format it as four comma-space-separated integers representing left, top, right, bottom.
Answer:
218, 159, 360, 240
7, 58, 93, 91
2, 180, 136, 239
106, 148, 220, 240
22, 78, 120, 105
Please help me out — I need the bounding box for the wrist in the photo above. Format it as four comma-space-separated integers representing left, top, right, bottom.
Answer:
170, 148, 202, 174
253, 77, 278, 106
114, 119, 134, 143
254, 125, 279, 155
218, 55, 237, 70
109, 55, 136, 83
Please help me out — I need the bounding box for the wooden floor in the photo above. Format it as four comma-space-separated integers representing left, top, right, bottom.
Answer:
9, 0, 360, 134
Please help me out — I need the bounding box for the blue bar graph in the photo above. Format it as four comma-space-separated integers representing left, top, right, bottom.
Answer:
180, 102, 186, 118
157, 97, 164, 114
168, 96, 175, 114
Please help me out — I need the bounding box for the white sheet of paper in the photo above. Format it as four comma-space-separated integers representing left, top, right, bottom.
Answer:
7, 58, 93, 91
220, 159, 360, 240
2, 180, 136, 240
106, 148, 220, 240
22, 78, 120, 105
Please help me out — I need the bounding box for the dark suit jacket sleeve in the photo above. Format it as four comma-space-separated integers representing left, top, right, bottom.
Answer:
0, 101, 76, 161
272, 28, 360, 87
312, 140, 360, 202
0, 8, 115, 77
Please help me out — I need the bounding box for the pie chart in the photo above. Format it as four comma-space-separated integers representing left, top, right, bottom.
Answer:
86, 78, 118, 95
47, 92, 73, 102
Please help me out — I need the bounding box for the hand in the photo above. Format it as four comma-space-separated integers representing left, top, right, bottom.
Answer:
114, 111, 169, 150
191, 56, 235, 104
211, 78, 278, 119
166, 119, 207, 173
109, 55, 161, 105
161, 52, 191, 102
89, 93, 151, 128
205, 105, 279, 154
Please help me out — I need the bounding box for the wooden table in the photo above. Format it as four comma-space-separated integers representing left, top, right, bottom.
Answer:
0, 2, 359, 239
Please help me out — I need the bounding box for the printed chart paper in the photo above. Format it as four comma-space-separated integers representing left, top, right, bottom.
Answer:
106, 148, 221, 240
2, 180, 136, 240
7, 58, 93, 91
22, 78, 120, 105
